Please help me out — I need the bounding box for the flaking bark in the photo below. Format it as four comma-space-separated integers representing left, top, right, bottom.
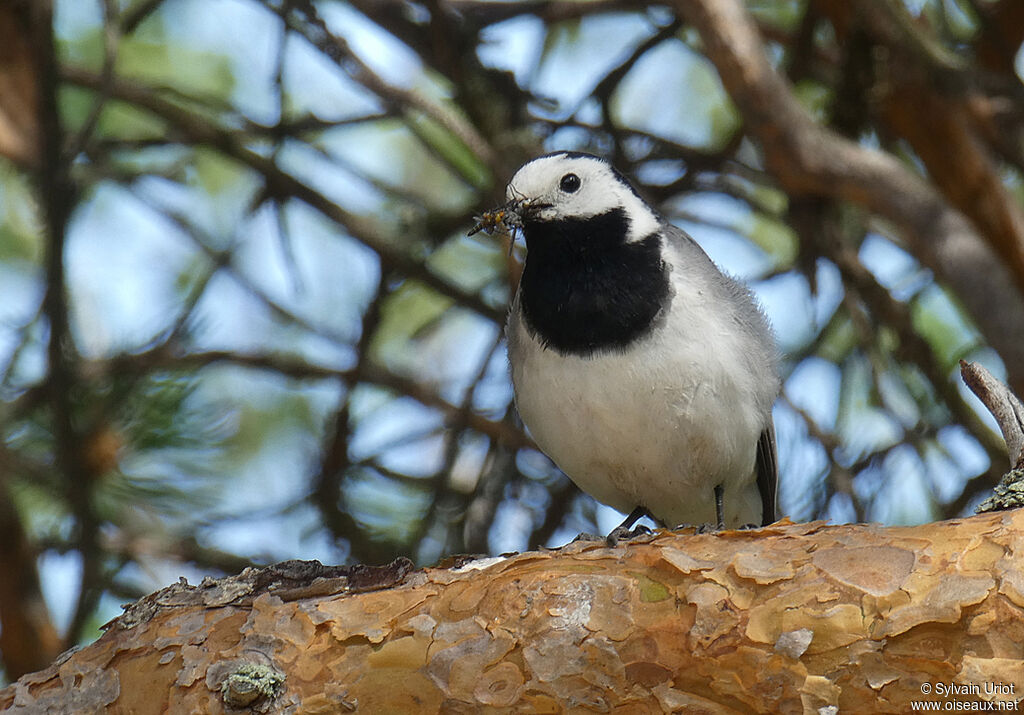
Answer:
3, 512, 1024, 714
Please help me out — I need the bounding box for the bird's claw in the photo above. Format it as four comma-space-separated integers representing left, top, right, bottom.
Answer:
605, 523, 652, 547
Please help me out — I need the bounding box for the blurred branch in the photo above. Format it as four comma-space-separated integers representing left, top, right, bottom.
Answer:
527, 476, 579, 550
313, 270, 385, 560
62, 67, 505, 324
96, 348, 532, 451
333, 360, 530, 450
0, 303, 44, 396
0, 466, 61, 679
66, 0, 120, 159
797, 201, 1007, 516
0, 3, 39, 167
779, 394, 866, 522
446, 0, 637, 26
589, 17, 684, 165
828, 0, 1024, 299
283, 0, 497, 171
113, 531, 260, 578
461, 442, 514, 554
39, 528, 261, 581
831, 245, 1006, 465
126, 193, 356, 346
435, 331, 509, 555
29, 0, 104, 649
972, 0, 1024, 76
673, 0, 1024, 395
119, 0, 166, 34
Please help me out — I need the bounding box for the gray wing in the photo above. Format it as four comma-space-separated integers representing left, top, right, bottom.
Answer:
755, 423, 778, 526
662, 221, 781, 525
660, 223, 777, 350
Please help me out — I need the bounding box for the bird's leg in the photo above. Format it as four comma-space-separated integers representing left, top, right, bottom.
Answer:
672, 486, 733, 533
605, 506, 657, 546
619, 505, 652, 532
714, 483, 725, 531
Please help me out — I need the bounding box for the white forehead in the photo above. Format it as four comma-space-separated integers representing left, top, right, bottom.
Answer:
506, 153, 660, 241
508, 154, 615, 195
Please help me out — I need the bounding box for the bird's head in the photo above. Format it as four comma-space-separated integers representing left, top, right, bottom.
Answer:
471, 152, 661, 245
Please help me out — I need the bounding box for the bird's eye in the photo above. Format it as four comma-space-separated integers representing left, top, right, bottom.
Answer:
559, 173, 581, 193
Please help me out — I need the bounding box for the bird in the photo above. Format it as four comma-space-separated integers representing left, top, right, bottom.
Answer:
475, 151, 780, 531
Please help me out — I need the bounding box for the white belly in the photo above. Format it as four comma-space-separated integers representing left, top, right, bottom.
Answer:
508, 284, 773, 527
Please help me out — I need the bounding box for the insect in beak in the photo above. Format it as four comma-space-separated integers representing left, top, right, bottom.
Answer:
468, 200, 526, 255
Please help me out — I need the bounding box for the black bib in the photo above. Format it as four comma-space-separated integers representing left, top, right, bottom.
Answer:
518, 208, 672, 357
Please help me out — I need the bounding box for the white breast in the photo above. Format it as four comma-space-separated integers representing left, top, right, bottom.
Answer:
507, 239, 776, 527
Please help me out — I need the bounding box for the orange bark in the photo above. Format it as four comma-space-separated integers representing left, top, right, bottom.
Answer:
2, 512, 1024, 713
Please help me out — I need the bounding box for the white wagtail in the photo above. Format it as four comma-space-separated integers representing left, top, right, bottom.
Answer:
473, 151, 780, 532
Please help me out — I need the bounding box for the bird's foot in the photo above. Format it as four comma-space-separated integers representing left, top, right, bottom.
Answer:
570, 524, 653, 546
605, 523, 652, 547
570, 506, 660, 546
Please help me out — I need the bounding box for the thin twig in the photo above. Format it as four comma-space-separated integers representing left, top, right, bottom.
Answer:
960, 360, 1024, 469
